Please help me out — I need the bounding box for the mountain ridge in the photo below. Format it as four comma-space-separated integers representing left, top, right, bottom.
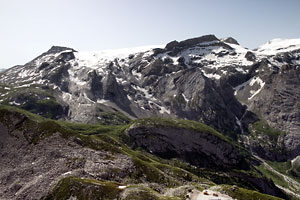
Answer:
0, 34, 299, 161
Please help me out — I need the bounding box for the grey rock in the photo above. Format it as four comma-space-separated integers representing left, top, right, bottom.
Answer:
125, 122, 248, 170
222, 37, 239, 45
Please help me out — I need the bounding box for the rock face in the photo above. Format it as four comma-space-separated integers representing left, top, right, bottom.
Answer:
125, 119, 249, 170
0, 110, 133, 200
222, 37, 240, 45
0, 35, 300, 161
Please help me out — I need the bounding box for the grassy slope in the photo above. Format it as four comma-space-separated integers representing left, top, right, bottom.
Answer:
0, 105, 288, 200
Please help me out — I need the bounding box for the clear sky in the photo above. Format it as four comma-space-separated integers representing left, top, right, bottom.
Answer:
1, 0, 300, 68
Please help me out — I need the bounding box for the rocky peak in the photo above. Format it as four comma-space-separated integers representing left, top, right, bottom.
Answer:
178, 34, 219, 47
222, 37, 240, 45
165, 34, 219, 51
46, 46, 77, 54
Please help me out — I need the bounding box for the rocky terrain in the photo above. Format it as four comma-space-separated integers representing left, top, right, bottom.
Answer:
1, 35, 300, 199
0, 106, 288, 199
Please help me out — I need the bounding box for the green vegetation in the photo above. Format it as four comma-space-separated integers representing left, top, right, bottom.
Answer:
249, 121, 285, 140
267, 160, 300, 181
122, 186, 180, 200
0, 84, 66, 119
21, 98, 64, 119
220, 185, 284, 200
44, 177, 181, 200
97, 111, 132, 125
256, 164, 289, 189
133, 117, 229, 142
43, 177, 121, 200
57, 120, 114, 135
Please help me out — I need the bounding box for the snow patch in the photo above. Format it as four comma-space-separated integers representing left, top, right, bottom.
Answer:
74, 45, 162, 69
248, 77, 265, 100
182, 93, 189, 103
97, 99, 109, 104
256, 38, 300, 55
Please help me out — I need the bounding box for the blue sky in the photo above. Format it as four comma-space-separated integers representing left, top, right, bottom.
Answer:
1, 0, 300, 68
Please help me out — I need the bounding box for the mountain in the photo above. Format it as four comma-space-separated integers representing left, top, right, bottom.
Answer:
0, 36, 255, 132
1, 35, 300, 199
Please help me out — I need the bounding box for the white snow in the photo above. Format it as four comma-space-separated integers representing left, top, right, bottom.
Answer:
97, 99, 109, 104
158, 105, 171, 115
256, 38, 300, 55
9, 101, 21, 106
132, 70, 143, 80
292, 156, 300, 165
118, 186, 127, 189
74, 45, 162, 69
62, 92, 72, 102
62, 171, 72, 176
155, 41, 254, 78
249, 76, 264, 86
202, 71, 221, 79
233, 76, 265, 97
182, 93, 189, 103
248, 77, 265, 100
68, 71, 87, 86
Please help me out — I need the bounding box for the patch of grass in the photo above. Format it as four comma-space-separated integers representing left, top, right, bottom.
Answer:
132, 117, 230, 143
220, 184, 284, 200
97, 111, 132, 125
249, 121, 285, 140
43, 177, 121, 200
57, 120, 114, 135
256, 164, 289, 189
267, 161, 292, 175
0, 104, 45, 122
123, 186, 180, 200
21, 98, 64, 119
267, 160, 300, 185
153, 163, 203, 183
130, 157, 176, 186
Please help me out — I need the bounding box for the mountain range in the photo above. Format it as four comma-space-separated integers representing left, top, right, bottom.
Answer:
0, 35, 300, 199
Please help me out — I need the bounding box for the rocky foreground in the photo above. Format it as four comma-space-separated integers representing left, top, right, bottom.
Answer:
0, 106, 291, 200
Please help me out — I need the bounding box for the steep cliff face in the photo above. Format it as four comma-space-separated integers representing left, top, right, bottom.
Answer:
124, 118, 248, 170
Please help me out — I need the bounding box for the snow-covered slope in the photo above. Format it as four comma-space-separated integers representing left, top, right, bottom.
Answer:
255, 38, 300, 55
74, 45, 163, 70
155, 39, 254, 79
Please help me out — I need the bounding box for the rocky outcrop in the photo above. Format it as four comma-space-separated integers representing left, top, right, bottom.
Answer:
222, 37, 239, 45
125, 119, 249, 170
